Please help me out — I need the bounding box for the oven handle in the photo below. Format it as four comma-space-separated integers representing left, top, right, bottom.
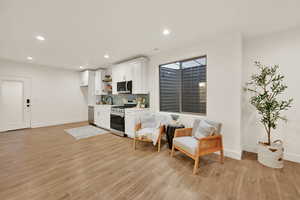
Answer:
110, 113, 125, 118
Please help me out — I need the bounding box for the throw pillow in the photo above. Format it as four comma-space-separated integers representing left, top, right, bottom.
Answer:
194, 120, 216, 139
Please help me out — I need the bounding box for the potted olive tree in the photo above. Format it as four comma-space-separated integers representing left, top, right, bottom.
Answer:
246, 61, 293, 168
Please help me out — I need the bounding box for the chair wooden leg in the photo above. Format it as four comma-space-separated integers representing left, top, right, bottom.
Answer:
158, 138, 161, 152
133, 138, 136, 150
171, 144, 175, 157
220, 149, 224, 164
220, 136, 224, 164
193, 156, 200, 175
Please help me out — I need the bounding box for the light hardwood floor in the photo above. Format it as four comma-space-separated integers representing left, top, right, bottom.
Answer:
0, 122, 299, 200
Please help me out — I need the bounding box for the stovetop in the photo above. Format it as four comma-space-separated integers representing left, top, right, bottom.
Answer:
111, 104, 137, 114
112, 106, 127, 109
112, 104, 136, 109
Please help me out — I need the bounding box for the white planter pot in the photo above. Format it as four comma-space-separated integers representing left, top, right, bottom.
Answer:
257, 140, 284, 168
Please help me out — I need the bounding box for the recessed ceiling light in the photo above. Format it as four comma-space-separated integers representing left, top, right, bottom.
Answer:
27, 56, 33, 60
79, 66, 84, 69
35, 35, 45, 41
163, 29, 171, 35
104, 54, 109, 59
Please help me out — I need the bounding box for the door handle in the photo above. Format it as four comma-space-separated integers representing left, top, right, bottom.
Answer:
26, 99, 31, 107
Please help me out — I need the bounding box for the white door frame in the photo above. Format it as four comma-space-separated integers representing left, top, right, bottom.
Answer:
0, 76, 32, 132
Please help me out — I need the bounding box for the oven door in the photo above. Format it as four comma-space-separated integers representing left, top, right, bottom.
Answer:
110, 114, 125, 132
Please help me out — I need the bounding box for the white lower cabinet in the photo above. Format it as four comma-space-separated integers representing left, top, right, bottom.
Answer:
125, 112, 136, 138
125, 109, 149, 138
94, 105, 111, 129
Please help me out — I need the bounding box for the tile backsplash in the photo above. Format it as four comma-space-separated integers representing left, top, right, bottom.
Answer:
99, 94, 149, 107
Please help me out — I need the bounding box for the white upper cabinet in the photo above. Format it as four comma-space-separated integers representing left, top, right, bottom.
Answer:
95, 70, 105, 95
131, 59, 149, 94
80, 70, 89, 87
79, 70, 95, 105
112, 66, 121, 94
111, 57, 149, 95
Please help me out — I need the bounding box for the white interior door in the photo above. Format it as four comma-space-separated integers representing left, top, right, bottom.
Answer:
0, 77, 31, 132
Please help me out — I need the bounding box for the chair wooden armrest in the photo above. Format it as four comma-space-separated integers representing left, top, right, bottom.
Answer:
174, 128, 192, 137
159, 125, 165, 135
135, 122, 142, 132
135, 123, 165, 134
133, 123, 165, 153
171, 121, 224, 174
198, 135, 222, 141
197, 135, 223, 154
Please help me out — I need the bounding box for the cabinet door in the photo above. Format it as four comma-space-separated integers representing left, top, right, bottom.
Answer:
125, 112, 137, 138
124, 63, 133, 81
100, 110, 105, 127
94, 108, 101, 126
80, 70, 89, 86
140, 61, 149, 94
95, 70, 102, 95
103, 108, 111, 129
132, 62, 140, 94
112, 67, 119, 95
115, 64, 125, 82
131, 61, 149, 94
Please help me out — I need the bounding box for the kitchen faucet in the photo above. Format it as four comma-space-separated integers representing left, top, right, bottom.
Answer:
105, 96, 113, 105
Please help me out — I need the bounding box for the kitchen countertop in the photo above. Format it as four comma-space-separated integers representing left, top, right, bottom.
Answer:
90, 104, 149, 110
125, 107, 150, 111
92, 104, 113, 107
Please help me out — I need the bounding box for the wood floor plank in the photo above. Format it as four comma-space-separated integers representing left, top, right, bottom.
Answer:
0, 122, 299, 200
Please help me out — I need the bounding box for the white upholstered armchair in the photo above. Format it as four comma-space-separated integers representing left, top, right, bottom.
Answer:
133, 113, 167, 152
171, 119, 224, 174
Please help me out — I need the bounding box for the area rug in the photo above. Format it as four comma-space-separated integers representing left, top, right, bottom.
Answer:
65, 125, 108, 140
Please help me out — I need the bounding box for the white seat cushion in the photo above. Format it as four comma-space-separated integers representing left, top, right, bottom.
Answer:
136, 128, 160, 146
136, 128, 156, 136
173, 136, 198, 155
136, 128, 156, 138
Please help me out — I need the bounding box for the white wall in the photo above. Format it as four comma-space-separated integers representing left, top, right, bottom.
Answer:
0, 59, 88, 128
148, 33, 243, 160
242, 28, 300, 163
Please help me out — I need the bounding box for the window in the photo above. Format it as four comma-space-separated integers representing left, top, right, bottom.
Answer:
159, 56, 207, 114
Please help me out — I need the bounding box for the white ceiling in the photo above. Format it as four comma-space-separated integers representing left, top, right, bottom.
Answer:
1, 0, 300, 70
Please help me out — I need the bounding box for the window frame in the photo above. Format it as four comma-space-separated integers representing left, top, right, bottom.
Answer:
159, 55, 207, 116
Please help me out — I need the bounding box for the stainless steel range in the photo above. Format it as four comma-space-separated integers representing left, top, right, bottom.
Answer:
110, 104, 136, 136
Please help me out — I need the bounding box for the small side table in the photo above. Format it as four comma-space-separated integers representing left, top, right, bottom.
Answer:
165, 124, 185, 149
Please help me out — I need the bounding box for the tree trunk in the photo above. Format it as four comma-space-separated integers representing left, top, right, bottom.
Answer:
267, 127, 271, 145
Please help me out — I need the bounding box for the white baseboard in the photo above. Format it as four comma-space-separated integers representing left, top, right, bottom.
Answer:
242, 144, 257, 153
0, 119, 87, 133
284, 153, 300, 163
224, 148, 242, 160
31, 119, 87, 128
242, 144, 300, 164
215, 148, 242, 160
